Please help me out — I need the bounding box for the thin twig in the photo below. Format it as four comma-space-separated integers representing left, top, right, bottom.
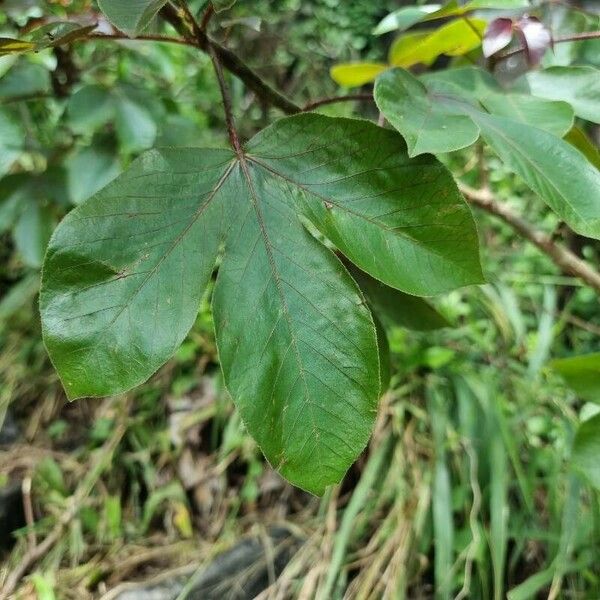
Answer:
460, 183, 600, 295
88, 33, 193, 47
200, 4, 215, 31
159, 4, 301, 115
209, 43, 243, 155
85, 20, 301, 115
497, 30, 600, 61
302, 93, 373, 112
0, 400, 129, 599
21, 477, 36, 550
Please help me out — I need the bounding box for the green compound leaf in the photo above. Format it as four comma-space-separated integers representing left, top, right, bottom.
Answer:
97, 0, 169, 36
41, 114, 482, 494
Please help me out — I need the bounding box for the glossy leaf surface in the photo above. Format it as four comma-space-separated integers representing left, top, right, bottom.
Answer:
42, 115, 482, 493
248, 116, 484, 295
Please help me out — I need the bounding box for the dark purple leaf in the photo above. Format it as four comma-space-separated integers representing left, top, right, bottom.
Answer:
516, 16, 552, 65
483, 18, 514, 58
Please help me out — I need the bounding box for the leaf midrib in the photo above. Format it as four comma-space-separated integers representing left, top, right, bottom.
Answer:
236, 155, 322, 472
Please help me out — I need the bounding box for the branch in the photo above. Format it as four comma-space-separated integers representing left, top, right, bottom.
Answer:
498, 31, 600, 61
159, 4, 301, 115
303, 93, 374, 112
88, 32, 193, 46
460, 183, 600, 294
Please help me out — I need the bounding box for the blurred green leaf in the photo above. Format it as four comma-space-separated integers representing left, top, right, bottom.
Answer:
526, 66, 600, 124
66, 145, 121, 205
212, 0, 237, 12
13, 200, 54, 269
67, 85, 114, 134
550, 353, 600, 403
0, 109, 23, 177
373, 5, 442, 36
572, 413, 600, 489
97, 0, 169, 36
564, 126, 600, 170
27, 22, 96, 50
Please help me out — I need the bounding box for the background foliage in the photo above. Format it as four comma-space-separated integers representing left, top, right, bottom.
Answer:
1, 0, 600, 598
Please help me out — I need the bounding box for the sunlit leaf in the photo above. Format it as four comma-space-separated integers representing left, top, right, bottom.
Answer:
373, 4, 442, 36
0, 37, 35, 55
388, 18, 486, 67
330, 63, 387, 88
389, 32, 435, 67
